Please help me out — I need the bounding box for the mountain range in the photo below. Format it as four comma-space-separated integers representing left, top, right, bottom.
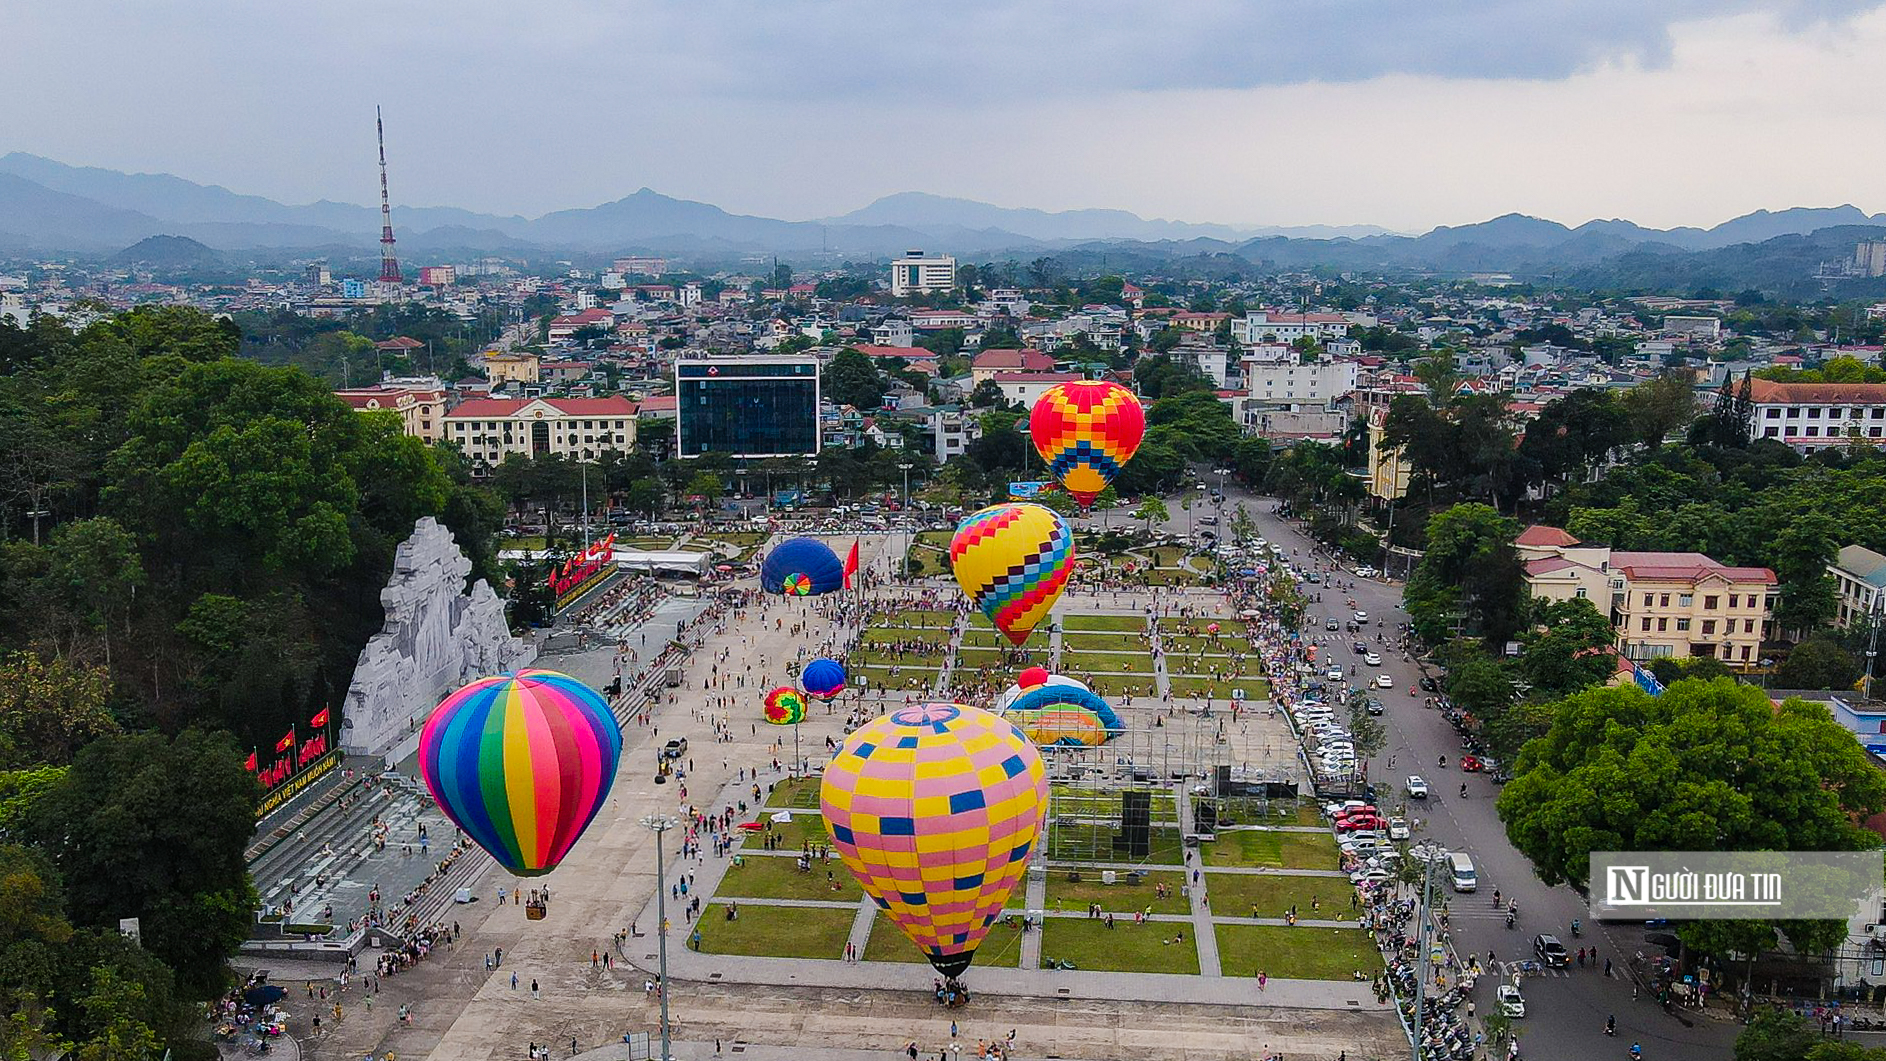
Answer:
1, 151, 1882, 290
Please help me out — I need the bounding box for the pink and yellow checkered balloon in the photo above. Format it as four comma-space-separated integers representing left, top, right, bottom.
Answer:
820, 702, 1047, 977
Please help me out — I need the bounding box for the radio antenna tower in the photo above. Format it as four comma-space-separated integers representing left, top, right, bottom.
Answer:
375, 106, 401, 284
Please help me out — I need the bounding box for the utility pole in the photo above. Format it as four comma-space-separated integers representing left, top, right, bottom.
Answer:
899, 461, 913, 581
1864, 596, 1883, 702
640, 814, 679, 1061
1410, 841, 1441, 1061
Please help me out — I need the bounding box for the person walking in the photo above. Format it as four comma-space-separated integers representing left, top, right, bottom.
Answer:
531, 978, 540, 999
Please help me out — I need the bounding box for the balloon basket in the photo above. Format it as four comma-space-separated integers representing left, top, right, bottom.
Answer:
526, 903, 547, 921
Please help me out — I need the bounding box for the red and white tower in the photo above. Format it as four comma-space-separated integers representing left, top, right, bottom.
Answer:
375, 106, 401, 284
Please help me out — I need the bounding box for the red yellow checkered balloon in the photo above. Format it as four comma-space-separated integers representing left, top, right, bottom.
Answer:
1028, 380, 1145, 508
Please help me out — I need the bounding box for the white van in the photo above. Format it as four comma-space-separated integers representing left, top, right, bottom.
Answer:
1448, 852, 1477, 892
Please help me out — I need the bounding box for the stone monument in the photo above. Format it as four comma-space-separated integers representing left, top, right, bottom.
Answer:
340, 517, 535, 762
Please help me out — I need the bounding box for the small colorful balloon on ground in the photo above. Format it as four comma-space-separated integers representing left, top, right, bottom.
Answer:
760, 537, 845, 596
995, 674, 1123, 747
949, 503, 1074, 647
820, 702, 1047, 977
418, 669, 622, 878
763, 686, 808, 725
1028, 380, 1145, 509
1017, 665, 1049, 689
799, 657, 847, 701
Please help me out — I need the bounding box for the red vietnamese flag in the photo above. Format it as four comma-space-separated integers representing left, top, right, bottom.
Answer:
244, 751, 258, 772
843, 539, 859, 588
275, 728, 295, 753
310, 707, 330, 729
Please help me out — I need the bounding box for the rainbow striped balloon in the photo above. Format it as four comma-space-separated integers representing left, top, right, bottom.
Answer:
949, 502, 1074, 646
418, 669, 622, 878
1028, 379, 1145, 508
820, 702, 1046, 977
763, 686, 807, 725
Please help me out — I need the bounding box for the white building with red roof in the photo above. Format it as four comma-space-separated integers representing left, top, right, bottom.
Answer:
443, 396, 638, 469
334, 377, 447, 442
547, 307, 616, 342
969, 348, 1055, 384
1744, 377, 1886, 451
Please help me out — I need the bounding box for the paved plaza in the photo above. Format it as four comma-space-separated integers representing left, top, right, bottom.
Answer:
260, 533, 1403, 1060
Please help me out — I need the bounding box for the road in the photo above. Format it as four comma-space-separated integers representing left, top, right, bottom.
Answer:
1172, 482, 1736, 1061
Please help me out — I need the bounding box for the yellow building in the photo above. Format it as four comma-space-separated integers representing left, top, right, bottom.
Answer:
484, 351, 541, 385
334, 378, 447, 443
1364, 406, 1410, 502
443, 396, 638, 470
1517, 525, 1776, 669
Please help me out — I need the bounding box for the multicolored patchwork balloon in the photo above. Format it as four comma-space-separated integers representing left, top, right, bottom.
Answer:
1028, 380, 1145, 508
418, 669, 622, 878
820, 702, 1047, 977
995, 674, 1124, 748
948, 503, 1074, 646
799, 657, 847, 702
763, 686, 807, 725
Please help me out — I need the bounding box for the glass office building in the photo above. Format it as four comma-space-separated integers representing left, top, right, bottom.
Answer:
674, 356, 821, 458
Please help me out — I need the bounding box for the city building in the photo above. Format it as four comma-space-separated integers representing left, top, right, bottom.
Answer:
674, 355, 821, 458
1231, 311, 1355, 345
442, 396, 637, 468
484, 351, 541, 385
929, 406, 982, 462
992, 371, 1082, 408
1662, 315, 1722, 341
1831, 545, 1886, 630
969, 348, 1055, 384
871, 318, 914, 347
417, 265, 456, 286
1746, 378, 1886, 450
889, 251, 956, 297
1240, 354, 1357, 410
1518, 525, 1776, 668
547, 308, 615, 342
333, 377, 447, 442
1363, 405, 1410, 501
613, 256, 668, 277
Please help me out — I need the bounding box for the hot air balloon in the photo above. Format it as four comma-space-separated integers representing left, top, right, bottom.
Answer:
820, 702, 1046, 978
800, 657, 847, 702
1028, 380, 1145, 509
418, 669, 622, 878
760, 537, 845, 596
763, 686, 808, 725
949, 503, 1074, 647
995, 675, 1123, 748
1017, 665, 1049, 689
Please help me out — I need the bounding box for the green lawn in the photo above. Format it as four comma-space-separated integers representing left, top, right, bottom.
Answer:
1040, 917, 1200, 974
1078, 676, 1156, 698
863, 918, 1025, 967
501, 535, 549, 551
1044, 870, 1190, 915
859, 625, 954, 644
1163, 619, 1249, 637
1060, 615, 1147, 633
854, 648, 949, 669
1201, 829, 1340, 870
765, 777, 822, 808
693, 903, 854, 960
1060, 651, 1152, 674
954, 646, 1046, 666
733, 814, 832, 851
854, 666, 939, 693
1161, 635, 1256, 656
1166, 676, 1270, 700
1214, 799, 1324, 827
719, 853, 864, 901
1214, 924, 1380, 981
1202, 872, 1354, 919
1047, 822, 1184, 865
904, 545, 950, 578
1061, 632, 1150, 652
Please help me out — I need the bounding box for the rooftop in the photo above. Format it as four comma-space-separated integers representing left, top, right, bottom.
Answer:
1746, 377, 1886, 404
1835, 544, 1886, 589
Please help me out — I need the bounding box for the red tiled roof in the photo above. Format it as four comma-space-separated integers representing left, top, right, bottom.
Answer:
374, 336, 424, 350
993, 372, 1083, 383
1516, 524, 1580, 548
1746, 378, 1886, 404
1523, 556, 1596, 577
1610, 551, 1777, 585
638, 395, 677, 413
972, 348, 1053, 371
445, 397, 638, 419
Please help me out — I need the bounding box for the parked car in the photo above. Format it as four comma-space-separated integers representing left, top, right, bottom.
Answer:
1497, 984, 1526, 1017
662, 737, 688, 760
1387, 817, 1411, 840
1461, 755, 1485, 772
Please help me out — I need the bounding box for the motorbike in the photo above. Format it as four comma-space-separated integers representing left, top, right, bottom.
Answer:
1459, 784, 1469, 798
1505, 910, 1516, 929
1571, 919, 1582, 938
1604, 1016, 1616, 1037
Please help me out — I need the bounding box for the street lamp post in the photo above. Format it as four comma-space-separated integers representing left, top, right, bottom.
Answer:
898, 462, 913, 582
1409, 841, 1442, 1061
640, 814, 679, 1061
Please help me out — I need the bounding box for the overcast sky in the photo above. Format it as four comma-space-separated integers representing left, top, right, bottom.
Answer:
5, 1, 1884, 232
